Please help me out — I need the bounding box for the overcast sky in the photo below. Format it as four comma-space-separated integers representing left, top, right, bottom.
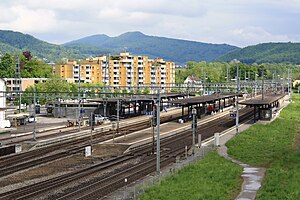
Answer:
0, 0, 300, 47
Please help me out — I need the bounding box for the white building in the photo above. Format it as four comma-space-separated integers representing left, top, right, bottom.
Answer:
184, 75, 202, 85
0, 78, 10, 128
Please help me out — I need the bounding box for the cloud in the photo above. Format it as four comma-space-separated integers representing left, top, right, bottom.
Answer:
0, 5, 60, 33
231, 27, 289, 46
0, 0, 299, 46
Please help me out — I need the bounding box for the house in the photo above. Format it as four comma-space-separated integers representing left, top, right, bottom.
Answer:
293, 77, 300, 88
184, 75, 202, 85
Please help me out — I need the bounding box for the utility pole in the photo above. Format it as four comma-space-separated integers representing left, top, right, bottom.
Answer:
178, 70, 181, 92
275, 71, 277, 94
104, 55, 109, 118
255, 73, 257, 97
226, 64, 230, 82
282, 73, 285, 94
192, 107, 197, 155
156, 90, 161, 175
235, 61, 239, 134
90, 112, 94, 150
78, 63, 81, 132
16, 56, 22, 113
262, 67, 264, 100
117, 94, 120, 133
33, 87, 36, 141
288, 68, 290, 96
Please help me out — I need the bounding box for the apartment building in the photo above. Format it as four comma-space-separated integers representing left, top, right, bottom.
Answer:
4, 78, 48, 92
54, 53, 176, 92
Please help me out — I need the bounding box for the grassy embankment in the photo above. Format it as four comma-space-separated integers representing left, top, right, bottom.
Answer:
227, 95, 300, 199
141, 95, 300, 200
141, 151, 242, 200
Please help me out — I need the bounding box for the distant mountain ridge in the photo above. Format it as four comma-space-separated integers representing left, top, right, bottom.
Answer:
1, 30, 300, 65
0, 30, 86, 61
216, 42, 300, 64
63, 31, 239, 64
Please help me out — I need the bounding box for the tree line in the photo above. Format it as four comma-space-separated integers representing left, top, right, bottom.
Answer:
176, 61, 300, 84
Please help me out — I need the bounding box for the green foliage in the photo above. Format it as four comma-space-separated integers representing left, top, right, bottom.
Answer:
143, 87, 150, 94
176, 61, 300, 84
0, 53, 15, 78
0, 52, 59, 78
64, 43, 115, 55
21, 57, 53, 78
217, 42, 300, 64
226, 95, 300, 199
141, 151, 242, 200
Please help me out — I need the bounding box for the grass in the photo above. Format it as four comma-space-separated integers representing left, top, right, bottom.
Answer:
226, 95, 300, 199
141, 95, 300, 200
141, 151, 242, 200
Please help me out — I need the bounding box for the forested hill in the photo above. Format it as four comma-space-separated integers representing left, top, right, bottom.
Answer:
63, 31, 239, 64
0, 30, 85, 61
216, 42, 300, 64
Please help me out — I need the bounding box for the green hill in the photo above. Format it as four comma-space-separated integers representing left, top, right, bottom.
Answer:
0, 30, 86, 61
216, 42, 300, 64
63, 31, 239, 64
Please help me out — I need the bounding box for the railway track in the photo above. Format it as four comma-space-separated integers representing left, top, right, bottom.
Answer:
0, 108, 253, 199
0, 111, 183, 177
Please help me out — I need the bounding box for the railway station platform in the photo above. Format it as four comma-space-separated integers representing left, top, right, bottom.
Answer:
168, 93, 237, 120
239, 94, 286, 121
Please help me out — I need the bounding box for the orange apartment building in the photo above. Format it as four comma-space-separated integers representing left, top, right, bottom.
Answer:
54, 53, 175, 92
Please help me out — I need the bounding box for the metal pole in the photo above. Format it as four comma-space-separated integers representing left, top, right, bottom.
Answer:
288, 68, 290, 96
262, 68, 264, 100
178, 70, 181, 92
78, 63, 81, 132
192, 108, 196, 155
117, 94, 120, 133
227, 64, 229, 82
156, 90, 161, 175
104, 55, 109, 118
255, 73, 257, 97
236, 64, 239, 134
90, 112, 93, 150
33, 87, 36, 141
17, 56, 21, 113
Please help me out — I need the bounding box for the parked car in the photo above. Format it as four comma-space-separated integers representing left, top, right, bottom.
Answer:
28, 115, 37, 123
94, 114, 108, 124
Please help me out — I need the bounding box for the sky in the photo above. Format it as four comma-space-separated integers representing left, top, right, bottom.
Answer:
0, 0, 300, 47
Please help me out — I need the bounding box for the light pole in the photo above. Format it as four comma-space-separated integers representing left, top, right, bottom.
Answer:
156, 90, 161, 175
192, 107, 197, 155
90, 112, 94, 150
117, 94, 120, 133
78, 63, 81, 132
232, 59, 240, 134
288, 68, 291, 96
261, 66, 265, 100
33, 86, 37, 140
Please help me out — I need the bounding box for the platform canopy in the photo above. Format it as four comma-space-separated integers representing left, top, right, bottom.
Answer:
239, 94, 285, 106
168, 93, 236, 106
87, 93, 186, 103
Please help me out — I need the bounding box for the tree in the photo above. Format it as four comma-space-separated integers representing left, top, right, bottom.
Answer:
0, 53, 15, 78
21, 58, 53, 78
